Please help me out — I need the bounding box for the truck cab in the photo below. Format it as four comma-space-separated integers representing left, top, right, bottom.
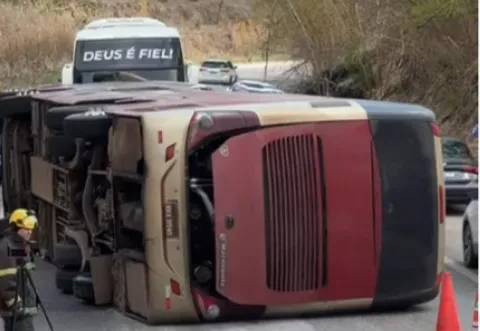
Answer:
61, 17, 189, 84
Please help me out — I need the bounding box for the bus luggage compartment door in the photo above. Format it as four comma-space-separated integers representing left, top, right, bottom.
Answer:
211, 121, 379, 306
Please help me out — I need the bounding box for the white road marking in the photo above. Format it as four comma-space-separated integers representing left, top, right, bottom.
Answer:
444, 256, 478, 283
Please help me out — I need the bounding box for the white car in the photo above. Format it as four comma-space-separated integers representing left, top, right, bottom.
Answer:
462, 197, 478, 268
227, 80, 284, 94
198, 60, 238, 85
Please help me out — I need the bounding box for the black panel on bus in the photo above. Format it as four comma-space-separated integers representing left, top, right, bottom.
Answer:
369, 118, 439, 304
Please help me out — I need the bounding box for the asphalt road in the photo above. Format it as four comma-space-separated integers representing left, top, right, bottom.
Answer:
3, 62, 479, 330
27, 209, 477, 331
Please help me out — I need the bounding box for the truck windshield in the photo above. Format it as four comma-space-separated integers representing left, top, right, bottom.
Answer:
73, 37, 185, 83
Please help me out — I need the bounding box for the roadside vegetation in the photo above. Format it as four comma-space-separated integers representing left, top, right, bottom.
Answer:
1, 0, 477, 145
0, 0, 266, 87
257, 0, 478, 143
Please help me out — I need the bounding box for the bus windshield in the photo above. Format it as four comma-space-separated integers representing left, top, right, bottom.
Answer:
80, 69, 181, 83
73, 37, 185, 83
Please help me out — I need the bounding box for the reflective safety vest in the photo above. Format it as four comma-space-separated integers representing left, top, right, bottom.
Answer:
0, 233, 38, 317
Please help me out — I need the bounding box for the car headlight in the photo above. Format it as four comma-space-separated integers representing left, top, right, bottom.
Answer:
463, 172, 478, 181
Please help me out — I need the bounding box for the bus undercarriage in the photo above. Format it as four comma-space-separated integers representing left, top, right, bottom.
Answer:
1, 98, 234, 320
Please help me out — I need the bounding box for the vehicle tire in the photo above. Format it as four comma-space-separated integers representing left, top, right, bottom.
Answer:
0, 218, 8, 234
463, 223, 478, 268
53, 242, 82, 268
45, 105, 93, 132
228, 76, 233, 85
1, 185, 7, 213
72, 274, 95, 303
0, 96, 32, 117
64, 112, 112, 140
55, 268, 78, 294
45, 135, 76, 160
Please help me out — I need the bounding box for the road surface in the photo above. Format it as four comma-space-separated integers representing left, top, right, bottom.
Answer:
29, 210, 477, 331
4, 62, 480, 330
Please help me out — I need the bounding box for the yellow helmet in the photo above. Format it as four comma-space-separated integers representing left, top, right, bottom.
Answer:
9, 209, 38, 230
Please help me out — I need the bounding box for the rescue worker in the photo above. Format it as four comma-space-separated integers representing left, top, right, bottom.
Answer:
0, 209, 38, 331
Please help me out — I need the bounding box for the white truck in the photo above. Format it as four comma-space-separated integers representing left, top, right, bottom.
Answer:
62, 17, 189, 84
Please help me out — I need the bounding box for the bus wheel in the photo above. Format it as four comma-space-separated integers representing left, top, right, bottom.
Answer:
0, 94, 32, 117
64, 111, 112, 140
73, 274, 95, 303
53, 242, 83, 269
45, 135, 77, 160
55, 268, 78, 294
45, 105, 93, 132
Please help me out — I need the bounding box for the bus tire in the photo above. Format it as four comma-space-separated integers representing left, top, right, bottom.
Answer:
53, 242, 83, 268
55, 268, 78, 294
45, 135, 76, 160
64, 112, 112, 140
45, 105, 92, 132
0, 95, 32, 118
73, 274, 95, 303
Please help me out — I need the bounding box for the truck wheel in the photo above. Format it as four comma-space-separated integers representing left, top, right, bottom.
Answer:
64, 111, 112, 140
73, 274, 95, 303
45, 135, 76, 160
53, 243, 82, 268
45, 105, 94, 132
55, 268, 78, 294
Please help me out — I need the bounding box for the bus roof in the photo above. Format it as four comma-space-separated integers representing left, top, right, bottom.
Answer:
76, 26, 181, 41
84, 17, 167, 29
0, 81, 435, 121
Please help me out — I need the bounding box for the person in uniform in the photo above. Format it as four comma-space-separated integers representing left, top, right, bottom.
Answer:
0, 209, 38, 331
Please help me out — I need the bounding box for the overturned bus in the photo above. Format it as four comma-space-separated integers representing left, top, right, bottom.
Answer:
0, 82, 445, 324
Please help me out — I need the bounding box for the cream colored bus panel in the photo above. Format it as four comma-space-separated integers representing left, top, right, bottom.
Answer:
108, 118, 143, 173
141, 110, 198, 322
253, 101, 367, 126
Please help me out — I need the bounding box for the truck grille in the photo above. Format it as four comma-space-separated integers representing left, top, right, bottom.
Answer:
262, 134, 324, 292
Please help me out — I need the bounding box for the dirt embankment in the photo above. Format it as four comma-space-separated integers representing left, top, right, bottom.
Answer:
0, 0, 267, 87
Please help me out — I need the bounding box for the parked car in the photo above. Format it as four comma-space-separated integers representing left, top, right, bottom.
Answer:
442, 136, 478, 205
227, 80, 284, 94
198, 59, 238, 85
462, 196, 478, 268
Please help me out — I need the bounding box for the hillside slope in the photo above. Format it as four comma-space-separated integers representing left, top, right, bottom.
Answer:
0, 0, 265, 87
